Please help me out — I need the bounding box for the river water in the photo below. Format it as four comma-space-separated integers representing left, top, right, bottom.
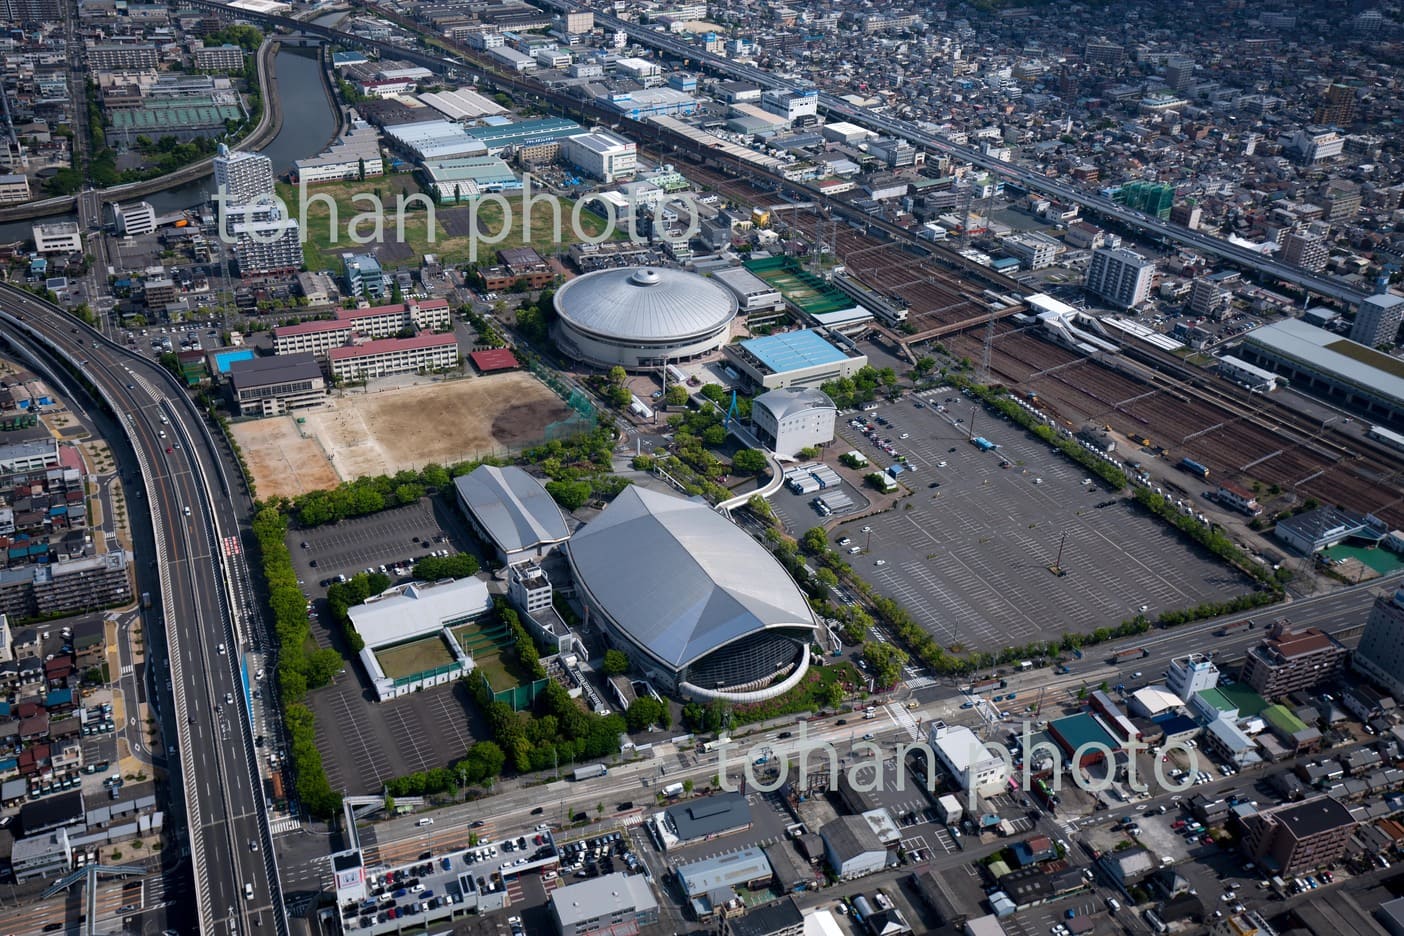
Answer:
0, 45, 339, 243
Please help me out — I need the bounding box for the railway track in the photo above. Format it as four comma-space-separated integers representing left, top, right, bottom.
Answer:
944, 327, 1404, 527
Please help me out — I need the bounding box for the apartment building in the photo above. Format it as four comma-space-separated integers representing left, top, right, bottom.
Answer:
1240, 620, 1348, 698
86, 43, 158, 70
193, 43, 245, 72
1240, 795, 1356, 876
1349, 292, 1404, 348
0, 552, 132, 620
1085, 246, 1154, 309
327, 333, 459, 381
1282, 231, 1328, 273
1353, 588, 1404, 698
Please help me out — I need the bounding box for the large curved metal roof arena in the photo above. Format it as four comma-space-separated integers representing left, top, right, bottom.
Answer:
553, 267, 738, 343
566, 486, 816, 670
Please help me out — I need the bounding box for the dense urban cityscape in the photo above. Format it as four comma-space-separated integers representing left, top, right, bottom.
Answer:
0, 0, 1403, 935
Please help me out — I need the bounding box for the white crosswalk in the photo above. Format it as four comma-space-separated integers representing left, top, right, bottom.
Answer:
885, 702, 921, 741
120, 664, 134, 677
269, 816, 302, 836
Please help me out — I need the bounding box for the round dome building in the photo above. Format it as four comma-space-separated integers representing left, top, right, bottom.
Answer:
553, 267, 738, 369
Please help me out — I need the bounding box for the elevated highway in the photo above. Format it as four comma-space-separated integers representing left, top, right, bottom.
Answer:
0, 286, 285, 936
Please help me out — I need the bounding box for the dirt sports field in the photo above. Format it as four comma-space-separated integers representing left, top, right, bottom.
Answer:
233, 375, 576, 496
229, 417, 341, 500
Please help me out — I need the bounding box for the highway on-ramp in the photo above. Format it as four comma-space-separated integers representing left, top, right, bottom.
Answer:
0, 285, 283, 936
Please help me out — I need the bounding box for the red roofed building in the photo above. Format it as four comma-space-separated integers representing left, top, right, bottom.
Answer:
468, 349, 520, 373
328, 333, 460, 381
17, 742, 50, 775
272, 300, 453, 358
1216, 481, 1261, 516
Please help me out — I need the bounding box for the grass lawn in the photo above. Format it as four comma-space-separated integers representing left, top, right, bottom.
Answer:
376, 634, 456, 680
277, 177, 617, 271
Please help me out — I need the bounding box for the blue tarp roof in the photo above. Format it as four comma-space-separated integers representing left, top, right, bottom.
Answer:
740, 329, 850, 374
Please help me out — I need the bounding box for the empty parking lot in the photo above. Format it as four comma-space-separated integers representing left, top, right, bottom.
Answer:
830, 393, 1247, 651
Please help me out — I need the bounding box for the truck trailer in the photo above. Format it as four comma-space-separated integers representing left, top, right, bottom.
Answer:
573, 763, 609, 781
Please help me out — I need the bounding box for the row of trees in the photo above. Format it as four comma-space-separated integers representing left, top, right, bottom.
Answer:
962, 382, 1130, 491
251, 507, 341, 818
499, 604, 546, 679
252, 507, 345, 701
1132, 487, 1284, 590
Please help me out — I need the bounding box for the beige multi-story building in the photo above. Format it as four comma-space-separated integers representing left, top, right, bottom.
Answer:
328, 333, 459, 381
1240, 620, 1348, 698
193, 43, 246, 72
1282, 231, 1328, 273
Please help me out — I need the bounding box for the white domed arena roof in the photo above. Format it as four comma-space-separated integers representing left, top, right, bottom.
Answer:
554, 267, 738, 344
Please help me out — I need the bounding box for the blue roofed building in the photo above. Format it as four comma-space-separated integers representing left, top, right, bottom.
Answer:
723, 328, 868, 391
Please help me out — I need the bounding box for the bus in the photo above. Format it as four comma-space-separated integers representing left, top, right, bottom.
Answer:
700, 736, 731, 754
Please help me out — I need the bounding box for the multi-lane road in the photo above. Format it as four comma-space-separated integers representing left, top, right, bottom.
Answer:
0, 286, 282, 936
311, 570, 1394, 892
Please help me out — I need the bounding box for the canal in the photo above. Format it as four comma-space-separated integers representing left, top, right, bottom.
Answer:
0, 44, 340, 243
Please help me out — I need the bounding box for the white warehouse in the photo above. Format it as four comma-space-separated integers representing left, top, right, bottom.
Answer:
561, 129, 637, 183
751, 387, 836, 459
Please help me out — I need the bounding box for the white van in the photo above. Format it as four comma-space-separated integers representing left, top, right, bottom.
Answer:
417, 817, 434, 826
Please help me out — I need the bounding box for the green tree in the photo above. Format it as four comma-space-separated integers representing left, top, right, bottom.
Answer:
800, 527, 829, 555
607, 365, 628, 386
545, 479, 592, 510
731, 448, 768, 473
862, 641, 909, 688
820, 680, 846, 710
626, 697, 668, 733
665, 384, 689, 406
602, 649, 630, 676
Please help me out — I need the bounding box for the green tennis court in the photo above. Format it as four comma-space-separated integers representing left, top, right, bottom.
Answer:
745, 256, 853, 315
